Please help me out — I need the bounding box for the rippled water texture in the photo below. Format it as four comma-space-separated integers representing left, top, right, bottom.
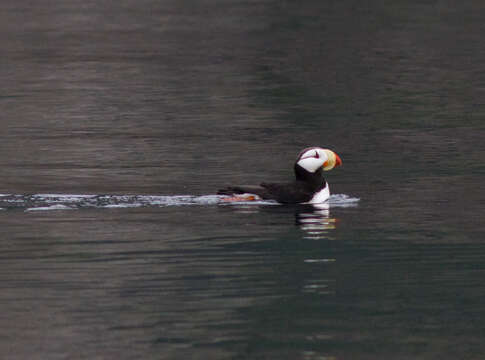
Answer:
2, 1, 485, 359
0, 193, 358, 211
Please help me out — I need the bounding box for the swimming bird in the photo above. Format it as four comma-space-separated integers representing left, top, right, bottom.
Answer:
217, 147, 342, 204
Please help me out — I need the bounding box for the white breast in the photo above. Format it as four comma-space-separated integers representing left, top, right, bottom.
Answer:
307, 184, 330, 204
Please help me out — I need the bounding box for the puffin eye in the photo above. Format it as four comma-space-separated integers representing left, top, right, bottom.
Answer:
314, 151, 319, 158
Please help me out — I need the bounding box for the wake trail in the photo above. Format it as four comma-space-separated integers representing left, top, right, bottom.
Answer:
0, 193, 359, 212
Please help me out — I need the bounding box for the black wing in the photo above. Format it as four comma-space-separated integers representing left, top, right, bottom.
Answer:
218, 182, 313, 204
260, 182, 313, 204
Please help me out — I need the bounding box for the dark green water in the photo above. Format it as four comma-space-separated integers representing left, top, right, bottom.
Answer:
1, 1, 485, 359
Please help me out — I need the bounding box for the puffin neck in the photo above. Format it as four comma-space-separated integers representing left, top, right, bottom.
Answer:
294, 164, 326, 190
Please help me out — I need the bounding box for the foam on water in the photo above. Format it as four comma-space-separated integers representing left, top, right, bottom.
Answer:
328, 194, 360, 207
0, 193, 359, 212
25, 204, 75, 212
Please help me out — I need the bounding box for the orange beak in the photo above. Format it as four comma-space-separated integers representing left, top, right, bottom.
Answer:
335, 153, 342, 167
322, 149, 342, 171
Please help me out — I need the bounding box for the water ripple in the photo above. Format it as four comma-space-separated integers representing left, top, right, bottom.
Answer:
0, 193, 359, 212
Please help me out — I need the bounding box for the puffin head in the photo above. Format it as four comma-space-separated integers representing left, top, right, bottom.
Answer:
295, 147, 342, 173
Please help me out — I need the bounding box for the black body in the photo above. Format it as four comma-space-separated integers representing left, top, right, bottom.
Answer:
217, 163, 327, 204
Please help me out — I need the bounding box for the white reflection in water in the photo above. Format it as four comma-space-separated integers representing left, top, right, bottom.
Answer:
297, 203, 336, 240
302, 278, 336, 296
298, 203, 340, 298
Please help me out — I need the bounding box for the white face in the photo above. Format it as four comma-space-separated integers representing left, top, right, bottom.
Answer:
296, 147, 329, 173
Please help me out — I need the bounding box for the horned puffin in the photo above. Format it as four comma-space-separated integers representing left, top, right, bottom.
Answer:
218, 147, 342, 204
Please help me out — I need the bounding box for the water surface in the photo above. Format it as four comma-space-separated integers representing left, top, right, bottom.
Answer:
1, 1, 485, 359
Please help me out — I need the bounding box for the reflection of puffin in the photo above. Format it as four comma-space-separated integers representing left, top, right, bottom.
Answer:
218, 147, 342, 204
297, 203, 337, 239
